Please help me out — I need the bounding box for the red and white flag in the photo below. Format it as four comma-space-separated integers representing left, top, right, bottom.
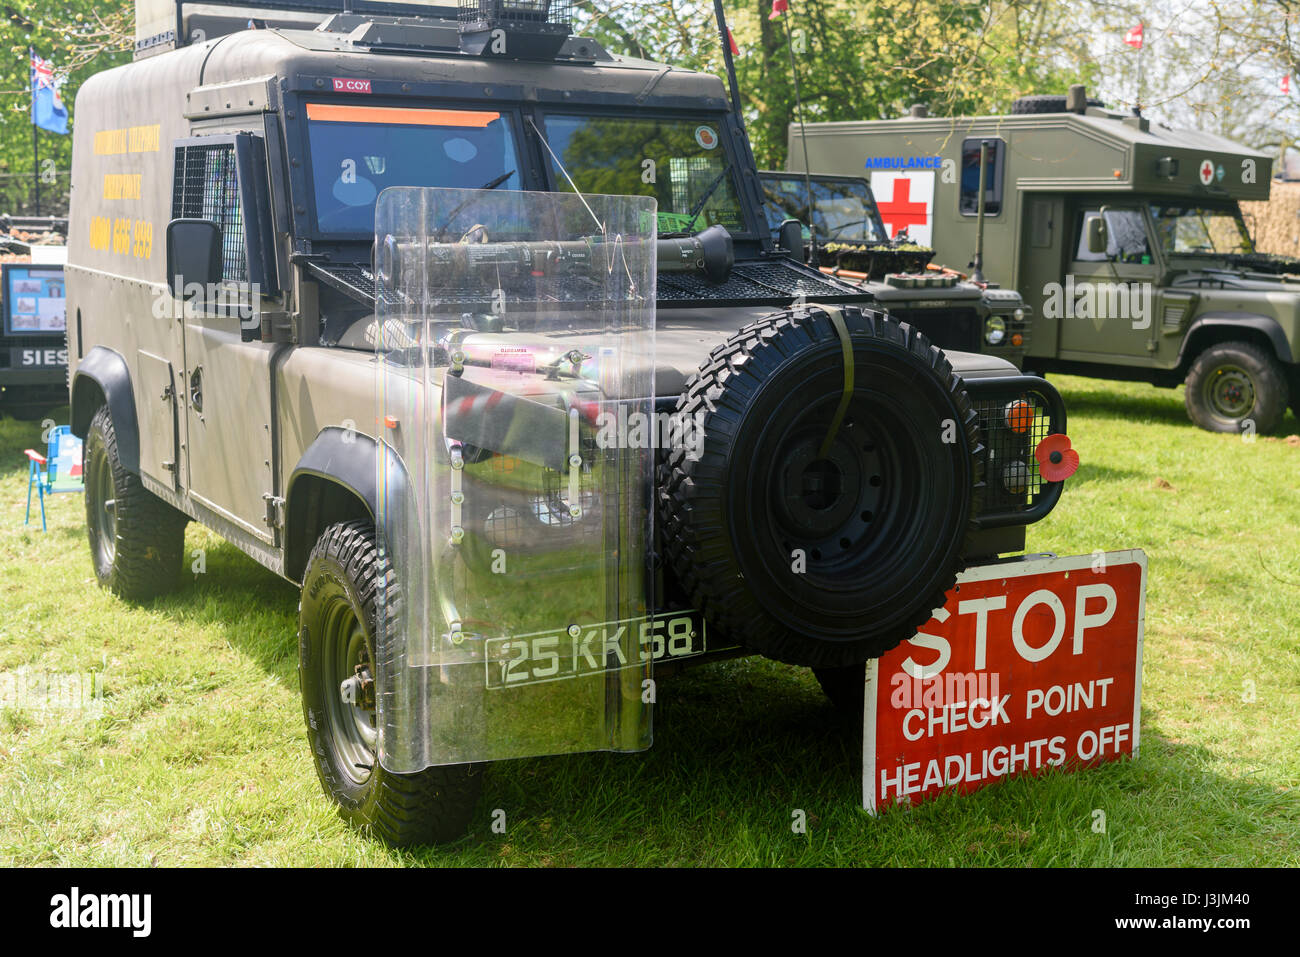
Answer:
769, 0, 790, 19
1123, 23, 1143, 49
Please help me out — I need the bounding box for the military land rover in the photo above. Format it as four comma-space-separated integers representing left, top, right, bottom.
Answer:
759, 170, 1031, 368
66, 0, 1074, 844
792, 87, 1300, 434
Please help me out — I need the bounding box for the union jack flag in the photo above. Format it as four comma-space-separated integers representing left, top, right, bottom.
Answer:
29, 48, 68, 134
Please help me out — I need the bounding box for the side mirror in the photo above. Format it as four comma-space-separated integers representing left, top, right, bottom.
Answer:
166, 219, 223, 299
778, 218, 806, 262
1086, 215, 1108, 255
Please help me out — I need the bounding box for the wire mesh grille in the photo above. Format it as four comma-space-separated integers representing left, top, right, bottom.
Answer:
658, 260, 859, 302
457, 0, 573, 25
171, 143, 247, 284
971, 393, 1053, 514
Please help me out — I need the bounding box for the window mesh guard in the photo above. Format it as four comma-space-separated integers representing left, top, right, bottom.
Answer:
171, 142, 248, 284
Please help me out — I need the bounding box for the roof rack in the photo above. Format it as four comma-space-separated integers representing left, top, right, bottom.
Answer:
137, 1, 578, 60
136, 1, 462, 57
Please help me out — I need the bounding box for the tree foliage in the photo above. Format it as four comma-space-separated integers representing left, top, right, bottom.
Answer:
0, 0, 1294, 213
0, 0, 131, 212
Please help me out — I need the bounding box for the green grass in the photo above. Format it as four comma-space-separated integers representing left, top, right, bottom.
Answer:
1, 375, 1297, 866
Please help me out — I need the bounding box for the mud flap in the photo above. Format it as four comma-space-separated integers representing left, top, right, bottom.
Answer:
373, 187, 657, 770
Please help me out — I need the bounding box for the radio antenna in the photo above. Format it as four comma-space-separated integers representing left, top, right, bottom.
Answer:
774, 3, 818, 266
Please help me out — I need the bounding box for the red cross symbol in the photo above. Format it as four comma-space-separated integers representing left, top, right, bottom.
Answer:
1199, 160, 1214, 185
877, 177, 929, 239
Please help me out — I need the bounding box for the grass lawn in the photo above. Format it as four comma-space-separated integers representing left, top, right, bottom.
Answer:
0, 374, 1297, 866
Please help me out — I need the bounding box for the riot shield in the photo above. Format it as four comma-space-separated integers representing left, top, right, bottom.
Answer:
374, 188, 657, 771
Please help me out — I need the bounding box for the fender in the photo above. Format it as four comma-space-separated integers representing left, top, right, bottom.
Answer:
1179, 313, 1294, 365
70, 346, 140, 474
284, 427, 411, 582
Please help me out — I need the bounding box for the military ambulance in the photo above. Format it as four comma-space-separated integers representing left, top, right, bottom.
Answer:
792, 88, 1300, 434
65, 0, 1080, 844
759, 170, 1032, 368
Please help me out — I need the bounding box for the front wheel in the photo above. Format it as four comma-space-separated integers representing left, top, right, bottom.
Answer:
299, 520, 482, 846
1184, 342, 1288, 434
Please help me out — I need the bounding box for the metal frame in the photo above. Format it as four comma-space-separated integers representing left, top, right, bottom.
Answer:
171, 0, 461, 49
171, 134, 279, 295
964, 374, 1068, 529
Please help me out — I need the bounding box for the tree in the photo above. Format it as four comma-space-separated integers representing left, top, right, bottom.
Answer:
0, 1, 132, 214
575, 0, 1096, 168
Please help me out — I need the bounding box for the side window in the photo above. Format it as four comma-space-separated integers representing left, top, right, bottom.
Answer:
1075, 208, 1151, 264
959, 137, 1004, 216
172, 141, 249, 284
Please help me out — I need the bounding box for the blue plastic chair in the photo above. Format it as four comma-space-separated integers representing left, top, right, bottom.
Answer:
25, 425, 84, 531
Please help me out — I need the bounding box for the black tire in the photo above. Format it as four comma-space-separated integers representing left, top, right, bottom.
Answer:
813, 664, 866, 716
659, 307, 982, 669
299, 520, 482, 846
1010, 94, 1104, 114
1184, 341, 1289, 434
84, 405, 188, 600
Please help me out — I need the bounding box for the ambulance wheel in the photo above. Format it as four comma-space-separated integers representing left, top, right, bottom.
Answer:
84, 405, 188, 600
660, 306, 982, 669
1184, 341, 1288, 434
299, 520, 482, 846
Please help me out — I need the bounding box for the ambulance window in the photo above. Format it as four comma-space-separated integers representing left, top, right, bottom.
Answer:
1075, 208, 1150, 264
959, 138, 1004, 217
172, 142, 248, 282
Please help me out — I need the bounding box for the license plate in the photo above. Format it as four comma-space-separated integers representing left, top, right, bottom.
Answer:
864, 550, 1147, 812
485, 609, 713, 689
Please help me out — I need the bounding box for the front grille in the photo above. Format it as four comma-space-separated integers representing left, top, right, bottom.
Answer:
171, 143, 247, 284
963, 377, 1067, 527
889, 307, 981, 354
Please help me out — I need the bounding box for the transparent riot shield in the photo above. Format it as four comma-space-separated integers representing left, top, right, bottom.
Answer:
374, 188, 657, 771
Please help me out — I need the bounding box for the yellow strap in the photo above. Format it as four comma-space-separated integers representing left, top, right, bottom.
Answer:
817, 305, 855, 460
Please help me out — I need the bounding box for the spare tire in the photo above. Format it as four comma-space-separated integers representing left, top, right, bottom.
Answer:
1010, 94, 1105, 114
659, 307, 983, 668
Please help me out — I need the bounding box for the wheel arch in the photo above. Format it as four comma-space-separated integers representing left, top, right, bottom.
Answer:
284, 427, 409, 584
71, 346, 139, 474
1177, 314, 1294, 376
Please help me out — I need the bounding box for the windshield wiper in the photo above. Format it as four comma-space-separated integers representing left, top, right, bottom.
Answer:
433, 170, 516, 240
674, 164, 732, 236
477, 169, 516, 192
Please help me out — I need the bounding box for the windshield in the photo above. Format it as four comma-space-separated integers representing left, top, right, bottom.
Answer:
761, 175, 887, 245
1149, 203, 1254, 257
541, 114, 748, 235
305, 103, 521, 235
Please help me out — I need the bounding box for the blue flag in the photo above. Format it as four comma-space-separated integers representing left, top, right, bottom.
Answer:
30, 49, 69, 135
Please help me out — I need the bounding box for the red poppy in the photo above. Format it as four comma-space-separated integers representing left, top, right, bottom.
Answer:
1034, 433, 1079, 483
